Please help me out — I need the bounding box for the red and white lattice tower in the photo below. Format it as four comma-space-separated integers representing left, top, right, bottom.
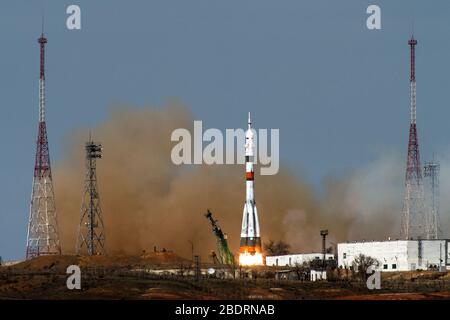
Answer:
25, 33, 61, 259
401, 35, 427, 240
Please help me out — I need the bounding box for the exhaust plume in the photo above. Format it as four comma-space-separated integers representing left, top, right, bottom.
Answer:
54, 104, 448, 260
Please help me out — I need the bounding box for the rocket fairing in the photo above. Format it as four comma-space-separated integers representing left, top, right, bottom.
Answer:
239, 113, 262, 263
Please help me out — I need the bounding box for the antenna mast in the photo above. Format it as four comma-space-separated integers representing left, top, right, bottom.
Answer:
401, 35, 427, 240
26, 32, 61, 259
424, 158, 440, 239
76, 137, 106, 255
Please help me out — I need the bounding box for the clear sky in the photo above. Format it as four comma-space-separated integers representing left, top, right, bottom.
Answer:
0, 0, 449, 260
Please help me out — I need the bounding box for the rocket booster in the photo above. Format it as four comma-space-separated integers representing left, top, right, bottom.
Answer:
239, 112, 262, 255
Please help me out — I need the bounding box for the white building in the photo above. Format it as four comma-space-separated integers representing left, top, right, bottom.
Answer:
266, 253, 334, 267
337, 239, 450, 272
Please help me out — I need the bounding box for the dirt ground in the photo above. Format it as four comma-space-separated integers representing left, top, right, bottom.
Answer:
1, 255, 450, 300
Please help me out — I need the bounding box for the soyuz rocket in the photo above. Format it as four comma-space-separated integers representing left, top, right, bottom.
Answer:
239, 113, 262, 262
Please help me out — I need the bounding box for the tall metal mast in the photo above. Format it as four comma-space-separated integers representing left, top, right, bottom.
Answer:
424, 158, 440, 239
76, 137, 106, 255
26, 33, 61, 259
401, 35, 427, 240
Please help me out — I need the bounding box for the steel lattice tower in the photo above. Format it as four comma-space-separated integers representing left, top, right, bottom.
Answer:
401, 35, 427, 240
26, 33, 61, 259
76, 138, 106, 255
424, 160, 440, 239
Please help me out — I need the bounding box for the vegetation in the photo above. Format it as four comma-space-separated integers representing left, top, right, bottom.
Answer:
351, 254, 380, 280
263, 240, 291, 255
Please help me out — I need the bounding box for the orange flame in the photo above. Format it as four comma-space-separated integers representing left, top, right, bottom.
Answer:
239, 251, 264, 266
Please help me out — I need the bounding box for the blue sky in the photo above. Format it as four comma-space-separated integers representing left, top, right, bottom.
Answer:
1, 0, 450, 260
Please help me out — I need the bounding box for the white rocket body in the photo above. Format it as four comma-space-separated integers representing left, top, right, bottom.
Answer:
239, 113, 262, 254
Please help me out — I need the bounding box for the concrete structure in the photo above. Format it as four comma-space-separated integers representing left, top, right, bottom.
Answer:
266, 253, 334, 267
338, 240, 450, 272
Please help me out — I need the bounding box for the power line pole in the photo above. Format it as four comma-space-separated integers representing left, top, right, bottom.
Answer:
320, 230, 328, 271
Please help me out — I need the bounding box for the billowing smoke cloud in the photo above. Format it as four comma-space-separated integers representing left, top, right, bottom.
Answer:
320, 153, 404, 243
53, 104, 449, 260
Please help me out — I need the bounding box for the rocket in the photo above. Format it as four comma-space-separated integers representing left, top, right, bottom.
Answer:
239, 113, 263, 264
